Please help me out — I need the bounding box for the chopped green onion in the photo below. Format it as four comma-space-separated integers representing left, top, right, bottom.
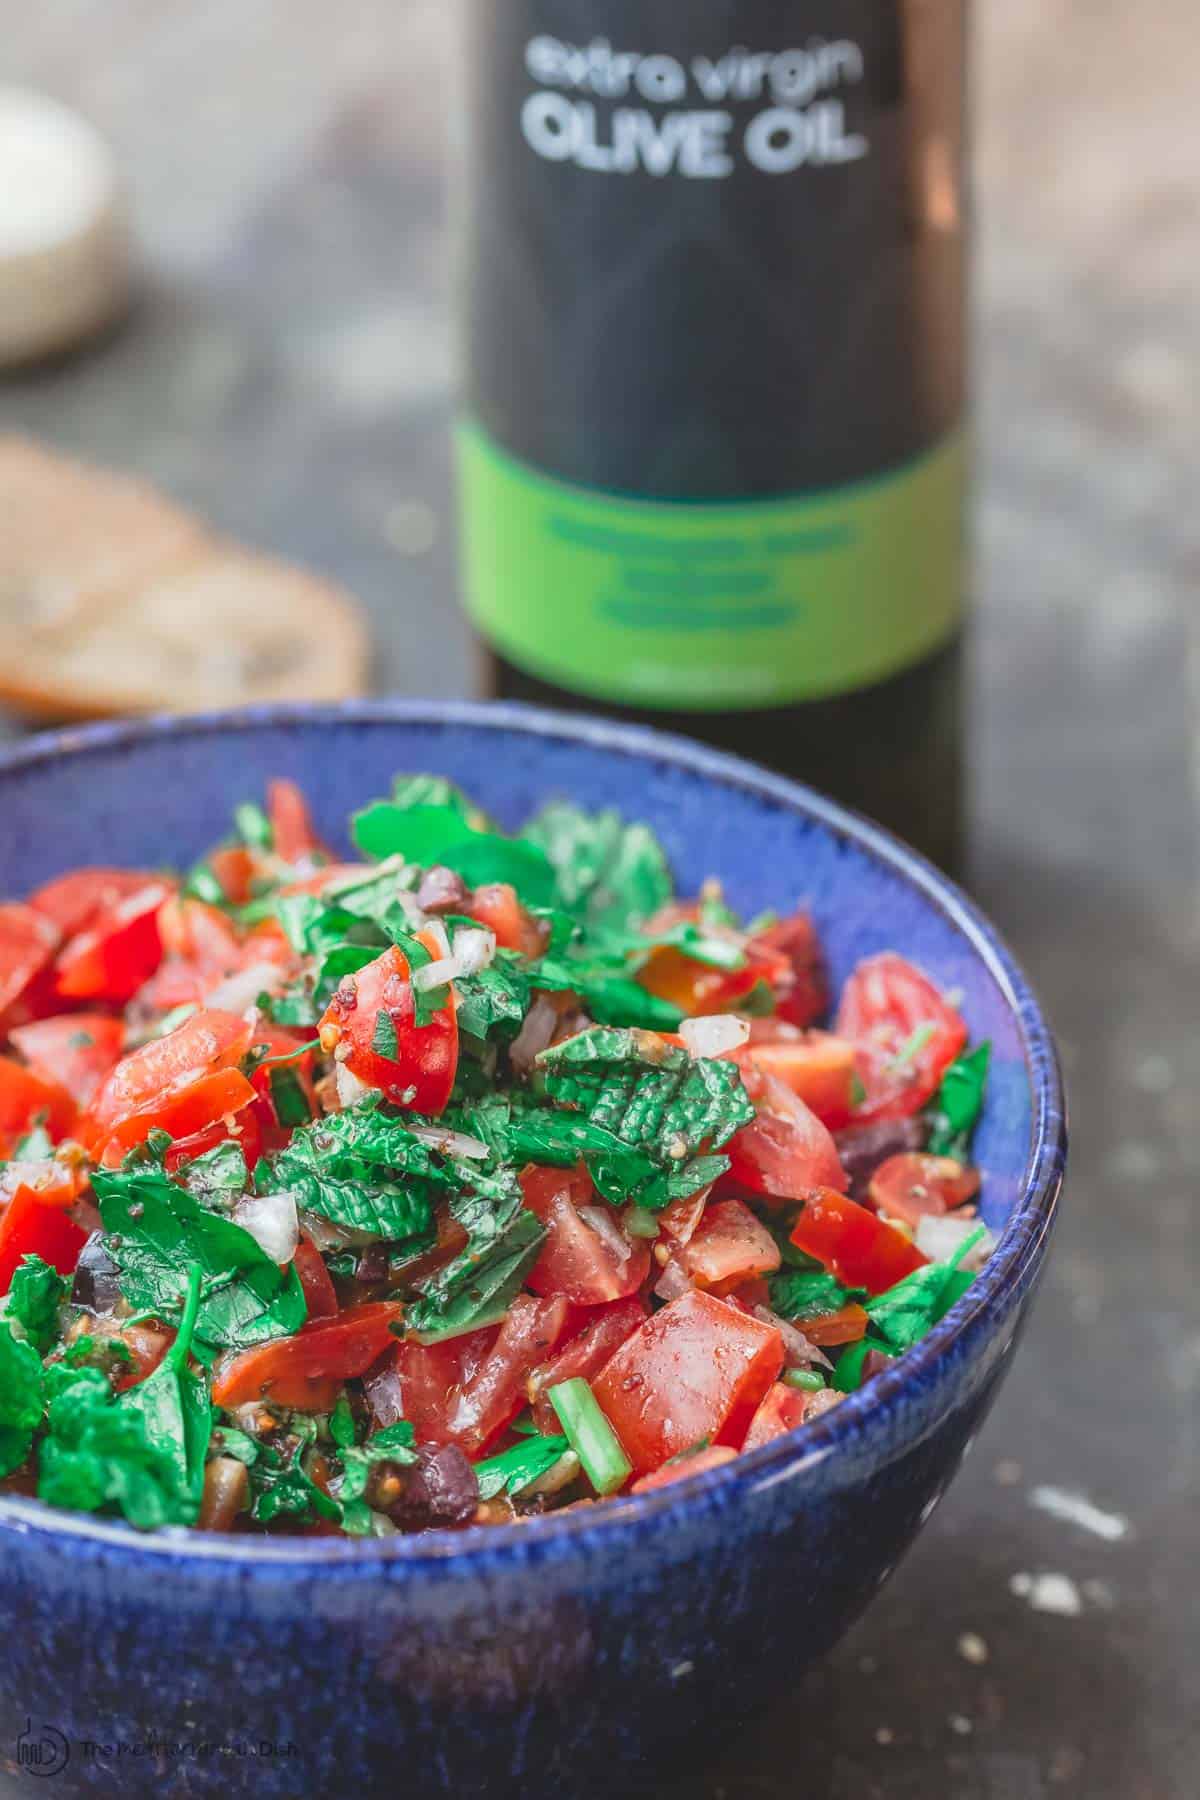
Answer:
234, 801, 273, 850
548, 1377, 632, 1497
784, 1368, 827, 1392
183, 860, 227, 906
887, 1020, 937, 1076
623, 1206, 660, 1239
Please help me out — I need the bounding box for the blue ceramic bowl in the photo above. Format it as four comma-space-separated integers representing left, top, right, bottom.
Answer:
0, 703, 1065, 1799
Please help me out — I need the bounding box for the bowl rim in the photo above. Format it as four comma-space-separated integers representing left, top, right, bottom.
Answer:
0, 699, 1067, 1564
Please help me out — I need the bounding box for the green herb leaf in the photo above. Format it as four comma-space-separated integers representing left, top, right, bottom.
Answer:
117, 1263, 211, 1520
268, 1101, 454, 1242
864, 1228, 986, 1354
538, 1025, 755, 1162
473, 1432, 571, 1501
6, 1254, 70, 1354
520, 801, 673, 932
768, 1267, 866, 1323
390, 774, 480, 819
453, 949, 532, 1042
174, 1139, 250, 1211
532, 955, 685, 1032
0, 1317, 45, 1477
925, 1042, 992, 1159
251, 1446, 341, 1525
406, 1187, 545, 1340
94, 1166, 307, 1351
36, 1357, 201, 1531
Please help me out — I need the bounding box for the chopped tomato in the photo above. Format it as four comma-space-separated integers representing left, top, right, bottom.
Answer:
748, 911, 827, 1027
319, 934, 458, 1115
445, 1294, 573, 1454
800, 1303, 870, 1346
790, 1187, 928, 1294
386, 1205, 470, 1289
385, 1327, 499, 1445
84, 1008, 255, 1157
0, 903, 59, 1024
732, 1031, 858, 1130
10, 1014, 125, 1109
0, 1184, 87, 1294
521, 1163, 651, 1306
656, 1188, 709, 1249
741, 1382, 811, 1451
98, 1066, 257, 1163
293, 1238, 338, 1321
592, 1290, 784, 1477
112, 1324, 173, 1394
156, 896, 242, 967
631, 1446, 738, 1493
207, 844, 259, 906
54, 879, 174, 1003
161, 1104, 264, 1177
836, 953, 968, 1124
868, 1152, 981, 1226
463, 883, 546, 959
637, 935, 791, 1018
527, 1296, 647, 1433
725, 1070, 847, 1203
85, 1009, 253, 1140
211, 1302, 404, 1411
0, 1055, 76, 1141
28, 868, 153, 940
676, 1198, 780, 1298
267, 778, 326, 865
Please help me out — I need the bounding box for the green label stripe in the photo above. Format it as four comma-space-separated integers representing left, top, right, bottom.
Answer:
459, 423, 965, 710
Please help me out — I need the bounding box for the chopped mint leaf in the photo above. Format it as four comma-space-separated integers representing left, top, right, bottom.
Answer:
520, 801, 673, 932
925, 1042, 992, 1159
94, 1165, 307, 1351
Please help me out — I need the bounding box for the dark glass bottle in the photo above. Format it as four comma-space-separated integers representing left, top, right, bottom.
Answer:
460, 1, 968, 869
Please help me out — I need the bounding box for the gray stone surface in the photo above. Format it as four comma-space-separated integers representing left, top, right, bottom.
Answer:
3, 4, 1197, 1796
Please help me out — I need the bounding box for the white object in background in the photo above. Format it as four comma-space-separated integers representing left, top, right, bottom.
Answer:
0, 87, 130, 367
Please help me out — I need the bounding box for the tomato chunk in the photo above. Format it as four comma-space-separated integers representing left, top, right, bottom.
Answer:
527, 1296, 647, 1433
0, 903, 59, 1024
54, 879, 173, 1003
790, 1188, 928, 1294
211, 1302, 404, 1410
631, 1446, 739, 1493
800, 1303, 869, 1346
463, 883, 546, 959
592, 1290, 784, 1477
11, 1014, 125, 1109
732, 1032, 858, 1130
29, 868, 152, 940
522, 1163, 651, 1306
292, 1238, 339, 1321
0, 1055, 76, 1141
0, 1185, 87, 1294
445, 1294, 573, 1454
383, 1327, 499, 1444
320, 936, 458, 1116
726, 1071, 847, 1203
741, 1382, 812, 1451
748, 911, 827, 1027
85, 1009, 253, 1143
868, 1152, 980, 1226
677, 1198, 780, 1298
267, 778, 326, 865
836, 953, 968, 1124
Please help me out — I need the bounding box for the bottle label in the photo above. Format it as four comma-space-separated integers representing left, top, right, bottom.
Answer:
461, 422, 964, 708
461, 1, 967, 708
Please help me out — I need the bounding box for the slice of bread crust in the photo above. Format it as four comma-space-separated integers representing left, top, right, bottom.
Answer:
0, 436, 370, 719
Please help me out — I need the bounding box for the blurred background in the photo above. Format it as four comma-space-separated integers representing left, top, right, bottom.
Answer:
3, 3, 1197, 1797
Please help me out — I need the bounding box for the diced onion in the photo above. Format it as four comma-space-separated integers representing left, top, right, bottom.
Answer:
205, 962, 288, 1015
234, 1191, 299, 1265
335, 1063, 377, 1109
510, 994, 558, 1073
753, 1304, 833, 1370
916, 1214, 995, 1269
654, 1257, 694, 1302
0, 1158, 61, 1201
680, 1014, 751, 1058
408, 1124, 491, 1161
448, 926, 496, 977
579, 1204, 633, 1265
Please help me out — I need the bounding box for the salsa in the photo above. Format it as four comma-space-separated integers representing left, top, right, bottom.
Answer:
0, 775, 992, 1536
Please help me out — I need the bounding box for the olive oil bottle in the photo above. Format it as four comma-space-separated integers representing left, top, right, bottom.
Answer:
459, 1, 968, 867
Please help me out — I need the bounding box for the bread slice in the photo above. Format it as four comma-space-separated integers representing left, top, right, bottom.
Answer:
0, 436, 369, 718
